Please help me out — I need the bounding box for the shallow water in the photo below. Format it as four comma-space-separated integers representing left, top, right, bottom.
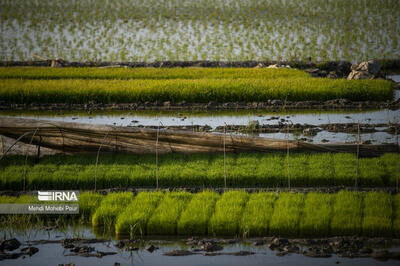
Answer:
3, 227, 400, 266
1, 109, 399, 144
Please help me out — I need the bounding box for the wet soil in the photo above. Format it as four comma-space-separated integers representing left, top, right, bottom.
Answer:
1, 99, 399, 111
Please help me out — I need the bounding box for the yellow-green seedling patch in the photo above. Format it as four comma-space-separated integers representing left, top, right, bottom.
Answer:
177, 191, 220, 235
147, 192, 192, 235
240, 192, 276, 237
208, 191, 249, 236
115, 191, 164, 236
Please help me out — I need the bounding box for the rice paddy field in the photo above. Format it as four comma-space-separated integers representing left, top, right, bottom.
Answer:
0, 0, 399, 62
0, 67, 394, 103
1, 1, 400, 265
0, 153, 398, 190
1, 190, 400, 238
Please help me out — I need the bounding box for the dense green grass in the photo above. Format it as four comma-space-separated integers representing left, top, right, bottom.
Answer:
0, 153, 398, 190
240, 192, 276, 237
362, 192, 392, 237
91, 192, 133, 227
269, 192, 305, 236
330, 191, 363, 236
177, 191, 220, 235
146, 192, 192, 235
299, 193, 333, 236
208, 191, 249, 236
0, 67, 309, 80
1, 191, 400, 237
0, 76, 393, 103
115, 191, 164, 236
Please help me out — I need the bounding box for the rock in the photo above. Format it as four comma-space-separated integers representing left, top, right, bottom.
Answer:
21, 246, 39, 256
115, 240, 125, 249
0, 252, 21, 260
267, 64, 279, 69
163, 250, 196, 256
327, 71, 338, 79
58, 264, 75, 266
114, 263, 120, 266
145, 244, 158, 253
254, 63, 265, 68
253, 239, 265, 246
270, 100, 283, 105
0, 238, 21, 251
200, 242, 223, 252
347, 70, 375, 80
348, 60, 381, 80
70, 246, 95, 254
352, 60, 381, 76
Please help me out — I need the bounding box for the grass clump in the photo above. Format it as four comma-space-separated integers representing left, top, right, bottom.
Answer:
146, 192, 192, 235
78, 192, 104, 219
91, 192, 133, 228
269, 193, 305, 236
177, 191, 220, 235
362, 192, 392, 237
330, 191, 363, 236
240, 192, 276, 237
115, 191, 164, 236
299, 193, 333, 236
208, 191, 249, 236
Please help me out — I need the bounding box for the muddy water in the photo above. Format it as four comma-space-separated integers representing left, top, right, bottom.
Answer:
3, 227, 400, 266
1, 109, 399, 144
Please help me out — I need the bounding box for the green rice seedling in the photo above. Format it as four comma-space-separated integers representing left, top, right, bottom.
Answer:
0, 165, 27, 190
92, 192, 133, 228
287, 153, 309, 187
358, 158, 385, 187
330, 191, 363, 236
177, 191, 220, 235
115, 191, 164, 236
240, 192, 276, 237
26, 164, 58, 190
208, 191, 249, 236
380, 153, 400, 186
269, 192, 305, 236
0, 77, 393, 104
52, 164, 86, 189
78, 192, 104, 219
256, 153, 285, 187
0, 67, 309, 80
207, 154, 235, 187
299, 193, 334, 236
333, 153, 356, 186
393, 194, 400, 238
308, 153, 334, 186
362, 192, 392, 237
147, 192, 192, 235
230, 153, 260, 187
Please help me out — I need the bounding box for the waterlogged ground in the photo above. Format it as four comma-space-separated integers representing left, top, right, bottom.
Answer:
2, 226, 400, 266
1, 109, 399, 144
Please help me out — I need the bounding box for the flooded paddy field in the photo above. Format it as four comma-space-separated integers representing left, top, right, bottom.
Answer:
1, 108, 399, 144
2, 226, 400, 266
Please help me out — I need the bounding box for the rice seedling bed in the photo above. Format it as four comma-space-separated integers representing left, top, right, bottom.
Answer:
0, 76, 393, 103
0, 153, 398, 190
2, 191, 400, 237
0, 67, 309, 80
